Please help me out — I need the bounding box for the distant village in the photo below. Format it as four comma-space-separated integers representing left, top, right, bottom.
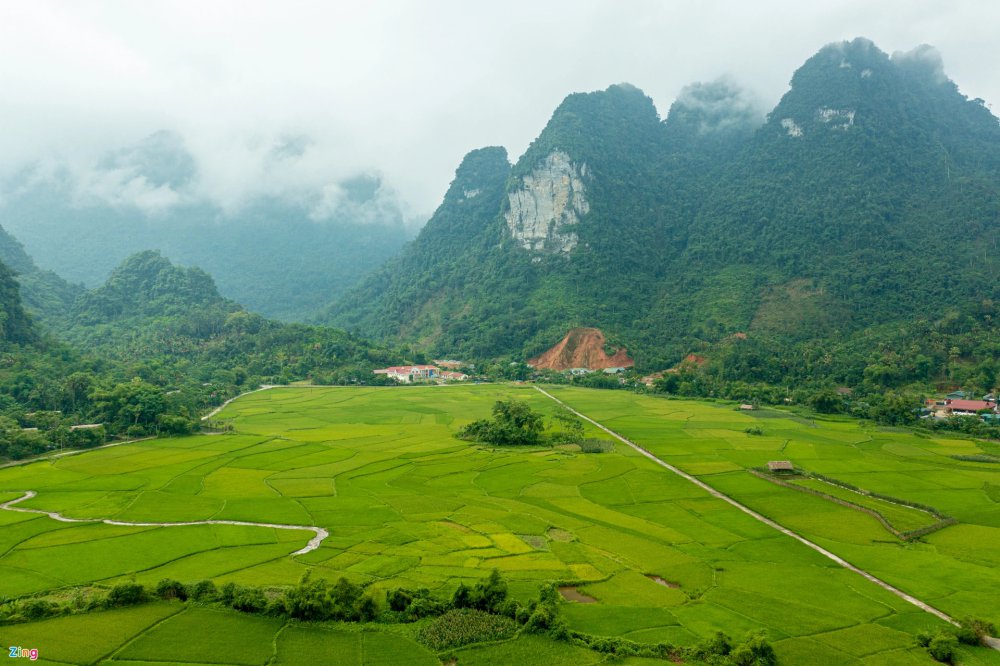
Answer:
923, 391, 1000, 423
372, 361, 470, 383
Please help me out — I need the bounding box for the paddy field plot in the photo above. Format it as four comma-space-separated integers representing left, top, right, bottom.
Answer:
0, 385, 997, 665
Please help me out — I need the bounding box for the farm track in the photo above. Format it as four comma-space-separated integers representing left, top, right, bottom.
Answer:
535, 386, 1000, 650
0, 491, 328, 555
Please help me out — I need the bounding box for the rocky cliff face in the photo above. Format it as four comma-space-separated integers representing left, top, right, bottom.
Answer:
504, 151, 589, 254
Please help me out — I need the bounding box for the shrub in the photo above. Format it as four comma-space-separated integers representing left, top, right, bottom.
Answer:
744, 426, 764, 436
458, 399, 544, 446
221, 582, 266, 613
105, 583, 147, 607
19, 599, 57, 620
578, 438, 615, 453
692, 631, 732, 659
728, 631, 777, 666
418, 608, 518, 651
155, 578, 188, 601
957, 617, 996, 646
927, 633, 958, 663
190, 580, 217, 601
387, 588, 413, 612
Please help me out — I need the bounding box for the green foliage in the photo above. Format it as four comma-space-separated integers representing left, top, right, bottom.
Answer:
955, 617, 997, 646
189, 580, 217, 601
727, 631, 777, 666
105, 583, 147, 608
926, 632, 958, 663
577, 438, 614, 453
418, 608, 518, 651
0, 249, 409, 460
459, 399, 545, 446
325, 40, 1000, 404
549, 409, 585, 444
154, 579, 187, 601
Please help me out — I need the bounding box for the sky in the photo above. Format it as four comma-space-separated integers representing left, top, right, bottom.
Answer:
0, 0, 997, 220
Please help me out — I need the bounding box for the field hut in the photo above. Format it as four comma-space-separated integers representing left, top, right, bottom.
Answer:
767, 460, 795, 474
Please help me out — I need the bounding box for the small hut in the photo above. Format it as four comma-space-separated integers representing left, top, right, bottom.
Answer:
766, 460, 795, 474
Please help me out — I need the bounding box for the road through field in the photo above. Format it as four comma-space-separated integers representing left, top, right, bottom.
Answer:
0, 491, 328, 555
534, 386, 992, 639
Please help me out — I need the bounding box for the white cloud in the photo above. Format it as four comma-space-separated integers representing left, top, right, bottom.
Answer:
0, 0, 996, 217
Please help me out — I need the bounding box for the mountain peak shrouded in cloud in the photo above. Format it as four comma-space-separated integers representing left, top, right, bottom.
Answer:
664, 77, 764, 137
891, 44, 949, 85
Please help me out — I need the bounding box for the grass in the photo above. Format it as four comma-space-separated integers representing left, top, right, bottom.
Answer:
115, 606, 284, 664
788, 476, 942, 533
0, 384, 997, 664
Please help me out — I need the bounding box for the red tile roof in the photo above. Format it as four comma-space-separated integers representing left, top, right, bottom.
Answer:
947, 399, 993, 412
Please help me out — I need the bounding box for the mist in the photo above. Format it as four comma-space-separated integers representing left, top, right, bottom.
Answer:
1, 0, 997, 220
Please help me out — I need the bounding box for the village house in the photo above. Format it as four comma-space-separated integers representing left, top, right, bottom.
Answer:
925, 396, 998, 419
372, 365, 439, 383
439, 371, 469, 381
944, 399, 995, 416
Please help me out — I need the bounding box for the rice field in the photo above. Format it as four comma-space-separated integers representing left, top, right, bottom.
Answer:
0, 384, 997, 664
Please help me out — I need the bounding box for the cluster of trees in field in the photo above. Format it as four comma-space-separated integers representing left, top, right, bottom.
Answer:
917, 618, 999, 663
457, 400, 613, 450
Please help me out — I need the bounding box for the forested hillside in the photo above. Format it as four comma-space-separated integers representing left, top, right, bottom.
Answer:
0, 249, 403, 461
327, 39, 1000, 393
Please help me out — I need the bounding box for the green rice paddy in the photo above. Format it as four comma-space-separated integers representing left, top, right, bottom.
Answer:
1, 385, 998, 665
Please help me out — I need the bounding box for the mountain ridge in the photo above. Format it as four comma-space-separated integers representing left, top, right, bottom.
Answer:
325, 38, 1000, 383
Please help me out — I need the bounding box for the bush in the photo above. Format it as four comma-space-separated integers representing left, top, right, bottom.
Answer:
19, 599, 58, 620
221, 582, 266, 613
578, 438, 615, 453
728, 631, 776, 666
744, 426, 764, 436
692, 631, 732, 660
155, 579, 188, 601
387, 588, 413, 612
105, 583, 147, 607
190, 580, 217, 601
418, 608, 518, 651
927, 633, 958, 663
957, 617, 996, 646
458, 399, 544, 446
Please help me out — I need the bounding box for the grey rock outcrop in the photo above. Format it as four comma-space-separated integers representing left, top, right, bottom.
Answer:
504, 151, 589, 254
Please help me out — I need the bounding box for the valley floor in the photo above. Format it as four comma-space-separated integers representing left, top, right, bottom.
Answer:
0, 385, 998, 665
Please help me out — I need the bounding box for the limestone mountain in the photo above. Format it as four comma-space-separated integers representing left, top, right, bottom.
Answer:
329, 38, 1000, 372
73, 250, 235, 325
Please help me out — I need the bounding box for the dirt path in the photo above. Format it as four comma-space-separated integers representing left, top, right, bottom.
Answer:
0, 491, 328, 555
534, 387, 990, 638
202, 384, 279, 421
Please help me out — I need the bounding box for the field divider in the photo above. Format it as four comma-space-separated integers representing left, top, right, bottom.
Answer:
0, 491, 328, 555
533, 386, 975, 634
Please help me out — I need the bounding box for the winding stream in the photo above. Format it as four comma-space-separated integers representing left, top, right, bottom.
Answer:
0, 491, 328, 555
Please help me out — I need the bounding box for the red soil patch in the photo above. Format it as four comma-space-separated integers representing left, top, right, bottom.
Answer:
528, 328, 634, 371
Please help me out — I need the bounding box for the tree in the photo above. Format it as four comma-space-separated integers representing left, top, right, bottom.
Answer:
458, 399, 545, 446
